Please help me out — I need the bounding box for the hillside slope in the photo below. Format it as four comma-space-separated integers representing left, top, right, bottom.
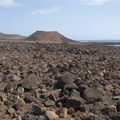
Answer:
0, 32, 25, 40
25, 31, 78, 44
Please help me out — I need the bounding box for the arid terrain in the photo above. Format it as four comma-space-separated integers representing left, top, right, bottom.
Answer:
24, 31, 79, 44
0, 32, 120, 120
0, 32, 25, 41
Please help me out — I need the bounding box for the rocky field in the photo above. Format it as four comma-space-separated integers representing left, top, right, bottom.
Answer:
0, 42, 120, 120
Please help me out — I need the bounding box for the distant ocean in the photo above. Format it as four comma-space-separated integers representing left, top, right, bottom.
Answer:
107, 44, 120, 47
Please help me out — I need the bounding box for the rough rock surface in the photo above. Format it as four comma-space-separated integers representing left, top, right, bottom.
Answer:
0, 41, 120, 120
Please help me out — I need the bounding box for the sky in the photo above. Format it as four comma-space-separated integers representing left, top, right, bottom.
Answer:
0, 0, 120, 40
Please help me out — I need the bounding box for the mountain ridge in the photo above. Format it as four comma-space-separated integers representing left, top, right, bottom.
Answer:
0, 32, 25, 40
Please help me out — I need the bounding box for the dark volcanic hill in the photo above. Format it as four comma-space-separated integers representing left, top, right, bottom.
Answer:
25, 31, 78, 44
0, 32, 25, 40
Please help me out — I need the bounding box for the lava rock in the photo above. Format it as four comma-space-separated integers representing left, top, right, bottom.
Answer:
111, 71, 120, 79
83, 87, 103, 103
55, 74, 74, 89
16, 86, 24, 95
23, 93, 37, 103
22, 74, 39, 90
117, 101, 120, 112
13, 75, 21, 81
59, 107, 67, 118
58, 96, 85, 109
31, 104, 45, 115
3, 74, 13, 83
23, 113, 37, 120
4, 82, 17, 93
7, 107, 15, 115
0, 92, 7, 102
102, 106, 117, 116
45, 99, 55, 107
0, 82, 7, 92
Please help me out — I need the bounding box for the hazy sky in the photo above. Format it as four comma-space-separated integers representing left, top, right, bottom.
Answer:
0, 0, 120, 40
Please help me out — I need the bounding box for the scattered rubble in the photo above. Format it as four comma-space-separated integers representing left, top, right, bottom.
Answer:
0, 41, 120, 120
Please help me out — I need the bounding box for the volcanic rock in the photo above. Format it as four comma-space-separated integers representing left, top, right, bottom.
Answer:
13, 75, 21, 81
16, 86, 24, 95
59, 107, 68, 118
83, 87, 103, 103
7, 107, 15, 114
102, 106, 117, 116
0, 40, 119, 120
45, 99, 55, 107
58, 96, 85, 109
45, 111, 58, 120
22, 74, 39, 90
0, 82, 7, 92
23, 113, 37, 120
31, 104, 44, 115
0, 92, 7, 102
117, 101, 120, 112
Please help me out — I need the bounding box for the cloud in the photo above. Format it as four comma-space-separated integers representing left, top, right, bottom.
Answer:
0, 0, 25, 8
69, 0, 110, 5
81, 0, 110, 5
31, 7, 61, 16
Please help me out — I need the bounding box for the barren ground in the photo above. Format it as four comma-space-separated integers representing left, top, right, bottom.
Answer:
0, 41, 120, 120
